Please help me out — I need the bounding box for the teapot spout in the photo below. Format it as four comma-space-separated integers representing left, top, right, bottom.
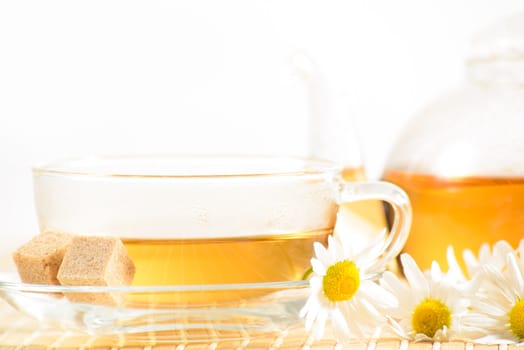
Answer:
290, 50, 362, 168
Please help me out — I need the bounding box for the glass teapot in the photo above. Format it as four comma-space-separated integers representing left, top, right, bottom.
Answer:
383, 13, 524, 271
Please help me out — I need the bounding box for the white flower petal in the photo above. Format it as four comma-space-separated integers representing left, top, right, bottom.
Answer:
478, 243, 491, 262
472, 300, 507, 316
381, 271, 410, 295
430, 261, 443, 281
313, 241, 332, 266
311, 258, 326, 276
299, 296, 312, 318
328, 234, 344, 261
463, 248, 478, 277
309, 276, 322, 290
359, 280, 397, 308
334, 232, 353, 257
445, 246, 468, 284
314, 308, 328, 339
304, 298, 321, 331
400, 253, 429, 294
433, 326, 449, 342
413, 333, 433, 342
331, 308, 350, 337
494, 240, 513, 258
507, 253, 524, 293
386, 316, 408, 338
517, 239, 524, 258
477, 335, 516, 345
327, 234, 336, 252
482, 265, 518, 304
359, 295, 386, 323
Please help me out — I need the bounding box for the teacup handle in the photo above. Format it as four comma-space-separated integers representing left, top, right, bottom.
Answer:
338, 181, 412, 272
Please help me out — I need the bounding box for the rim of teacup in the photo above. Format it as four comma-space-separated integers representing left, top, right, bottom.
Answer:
32, 155, 342, 179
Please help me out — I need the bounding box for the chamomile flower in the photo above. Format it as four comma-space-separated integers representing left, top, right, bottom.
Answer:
380, 253, 472, 341
462, 252, 524, 343
300, 230, 396, 342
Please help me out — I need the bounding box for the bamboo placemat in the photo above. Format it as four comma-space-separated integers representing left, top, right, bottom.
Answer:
0, 301, 511, 350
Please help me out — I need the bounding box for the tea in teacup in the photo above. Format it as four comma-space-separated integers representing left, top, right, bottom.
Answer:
123, 231, 330, 286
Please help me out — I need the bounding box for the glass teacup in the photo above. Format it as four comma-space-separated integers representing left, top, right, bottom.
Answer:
33, 155, 411, 287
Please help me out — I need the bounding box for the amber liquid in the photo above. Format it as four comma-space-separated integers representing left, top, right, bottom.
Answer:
384, 170, 524, 271
124, 230, 330, 287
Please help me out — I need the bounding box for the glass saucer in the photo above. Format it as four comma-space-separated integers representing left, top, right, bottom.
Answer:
0, 272, 309, 343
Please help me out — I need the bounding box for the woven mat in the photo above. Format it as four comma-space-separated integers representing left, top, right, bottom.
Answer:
0, 301, 506, 349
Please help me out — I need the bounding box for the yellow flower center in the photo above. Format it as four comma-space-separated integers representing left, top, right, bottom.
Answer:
411, 298, 451, 338
322, 260, 360, 302
509, 299, 524, 339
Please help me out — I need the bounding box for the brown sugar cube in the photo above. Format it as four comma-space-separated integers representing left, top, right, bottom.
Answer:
12, 232, 74, 285
57, 236, 136, 305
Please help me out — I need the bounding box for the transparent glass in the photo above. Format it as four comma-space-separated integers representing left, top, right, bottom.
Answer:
32, 155, 409, 287
384, 13, 524, 270
0, 155, 411, 341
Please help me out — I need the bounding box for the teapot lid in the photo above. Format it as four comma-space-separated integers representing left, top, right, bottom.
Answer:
468, 13, 524, 85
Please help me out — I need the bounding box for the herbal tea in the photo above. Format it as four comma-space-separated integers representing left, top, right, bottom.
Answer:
384, 170, 524, 271
124, 230, 330, 286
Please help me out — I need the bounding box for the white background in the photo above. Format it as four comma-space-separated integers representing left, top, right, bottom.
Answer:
1, 1, 524, 251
